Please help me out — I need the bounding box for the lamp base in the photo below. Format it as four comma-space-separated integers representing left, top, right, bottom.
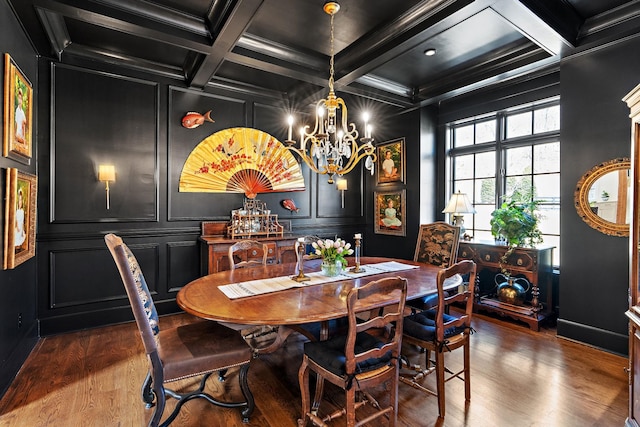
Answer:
452, 215, 466, 236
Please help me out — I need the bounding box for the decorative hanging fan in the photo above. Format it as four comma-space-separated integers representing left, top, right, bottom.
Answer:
179, 127, 305, 198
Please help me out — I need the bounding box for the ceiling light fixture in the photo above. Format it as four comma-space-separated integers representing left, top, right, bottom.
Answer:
424, 48, 437, 56
285, 1, 376, 184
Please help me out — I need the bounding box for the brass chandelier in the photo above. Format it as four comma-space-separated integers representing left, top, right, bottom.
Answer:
285, 1, 376, 184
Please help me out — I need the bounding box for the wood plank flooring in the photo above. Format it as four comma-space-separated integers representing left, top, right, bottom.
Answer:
0, 312, 628, 426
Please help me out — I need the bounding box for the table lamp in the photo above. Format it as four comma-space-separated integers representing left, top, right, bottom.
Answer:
442, 190, 476, 234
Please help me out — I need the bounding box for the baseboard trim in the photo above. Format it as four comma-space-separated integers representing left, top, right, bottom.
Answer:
0, 322, 39, 399
39, 299, 182, 336
557, 317, 628, 356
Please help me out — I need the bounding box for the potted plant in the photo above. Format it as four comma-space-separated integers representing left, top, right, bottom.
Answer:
601, 190, 610, 201
490, 192, 543, 304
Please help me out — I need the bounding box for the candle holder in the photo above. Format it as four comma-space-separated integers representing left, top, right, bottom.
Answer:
292, 239, 310, 282
350, 235, 365, 273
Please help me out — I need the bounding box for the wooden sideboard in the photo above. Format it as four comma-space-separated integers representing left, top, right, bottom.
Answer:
200, 221, 298, 274
200, 235, 299, 274
458, 241, 555, 331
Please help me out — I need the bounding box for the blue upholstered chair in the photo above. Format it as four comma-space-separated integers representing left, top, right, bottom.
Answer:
401, 260, 477, 419
298, 276, 408, 427
408, 222, 460, 311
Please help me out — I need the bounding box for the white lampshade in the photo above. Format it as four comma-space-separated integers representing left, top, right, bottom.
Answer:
442, 191, 476, 214
98, 164, 116, 182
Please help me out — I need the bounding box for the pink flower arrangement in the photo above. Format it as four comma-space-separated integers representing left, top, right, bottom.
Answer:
312, 237, 354, 267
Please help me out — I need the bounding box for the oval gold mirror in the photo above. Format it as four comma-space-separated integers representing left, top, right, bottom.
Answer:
574, 157, 630, 237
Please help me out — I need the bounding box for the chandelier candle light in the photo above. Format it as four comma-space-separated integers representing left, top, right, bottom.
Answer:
284, 1, 376, 184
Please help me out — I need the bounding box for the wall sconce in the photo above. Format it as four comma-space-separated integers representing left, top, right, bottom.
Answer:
336, 178, 348, 208
442, 190, 476, 234
98, 164, 116, 209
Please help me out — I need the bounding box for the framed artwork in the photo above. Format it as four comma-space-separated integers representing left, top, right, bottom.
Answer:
3, 53, 33, 165
3, 168, 37, 269
376, 138, 405, 185
374, 189, 406, 236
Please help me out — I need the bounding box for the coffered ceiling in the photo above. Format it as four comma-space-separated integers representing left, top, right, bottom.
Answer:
7, 0, 640, 111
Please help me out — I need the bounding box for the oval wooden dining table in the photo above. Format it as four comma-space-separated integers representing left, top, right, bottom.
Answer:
177, 256, 462, 415
177, 256, 461, 353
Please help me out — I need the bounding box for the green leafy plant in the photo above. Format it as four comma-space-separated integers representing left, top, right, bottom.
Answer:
490, 193, 543, 276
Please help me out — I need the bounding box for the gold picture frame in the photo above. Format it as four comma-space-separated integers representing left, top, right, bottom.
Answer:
376, 138, 405, 185
374, 189, 406, 236
3, 168, 37, 269
3, 53, 33, 165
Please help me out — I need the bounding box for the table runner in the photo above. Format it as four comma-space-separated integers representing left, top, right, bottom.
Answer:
218, 261, 420, 299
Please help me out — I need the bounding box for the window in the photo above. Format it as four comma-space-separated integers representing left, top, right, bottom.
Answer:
446, 98, 560, 265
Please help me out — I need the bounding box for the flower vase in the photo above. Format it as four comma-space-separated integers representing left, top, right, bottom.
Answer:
321, 259, 343, 277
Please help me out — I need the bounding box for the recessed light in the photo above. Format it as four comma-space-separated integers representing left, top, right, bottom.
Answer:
424, 48, 437, 56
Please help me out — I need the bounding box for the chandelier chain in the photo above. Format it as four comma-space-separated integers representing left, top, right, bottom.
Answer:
329, 13, 335, 91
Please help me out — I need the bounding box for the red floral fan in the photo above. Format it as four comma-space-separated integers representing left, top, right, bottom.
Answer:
179, 127, 305, 198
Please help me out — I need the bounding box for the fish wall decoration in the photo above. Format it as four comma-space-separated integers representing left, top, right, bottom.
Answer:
281, 199, 300, 213
181, 110, 215, 129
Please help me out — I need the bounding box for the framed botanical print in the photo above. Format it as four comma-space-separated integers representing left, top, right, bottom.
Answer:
374, 189, 406, 236
376, 138, 404, 185
3, 53, 33, 165
3, 168, 37, 269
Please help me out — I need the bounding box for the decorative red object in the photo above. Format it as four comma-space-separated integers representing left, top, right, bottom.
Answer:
281, 199, 299, 212
181, 110, 214, 129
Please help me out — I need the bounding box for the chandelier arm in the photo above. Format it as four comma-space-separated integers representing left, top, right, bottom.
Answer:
337, 144, 376, 174
285, 146, 327, 175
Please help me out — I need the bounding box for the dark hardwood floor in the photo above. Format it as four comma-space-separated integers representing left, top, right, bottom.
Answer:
0, 311, 628, 426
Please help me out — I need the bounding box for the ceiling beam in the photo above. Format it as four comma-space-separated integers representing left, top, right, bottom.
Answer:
32, 0, 212, 53
186, 0, 264, 89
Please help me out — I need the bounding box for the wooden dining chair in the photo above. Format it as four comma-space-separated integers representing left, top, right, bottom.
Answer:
409, 222, 461, 311
400, 260, 477, 419
104, 233, 254, 426
228, 239, 269, 269
298, 276, 408, 427
226, 239, 281, 345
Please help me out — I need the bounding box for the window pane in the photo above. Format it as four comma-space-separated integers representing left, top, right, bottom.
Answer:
474, 230, 494, 242
474, 204, 494, 232
476, 120, 496, 143
538, 205, 560, 235
453, 154, 474, 180
453, 180, 474, 198
506, 146, 532, 176
475, 152, 495, 178
534, 142, 560, 173
542, 234, 560, 265
534, 105, 560, 133
505, 176, 532, 199
534, 173, 560, 203
506, 111, 532, 138
454, 124, 474, 147
476, 178, 495, 204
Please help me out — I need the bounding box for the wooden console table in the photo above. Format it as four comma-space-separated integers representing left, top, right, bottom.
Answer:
458, 241, 555, 331
200, 221, 298, 275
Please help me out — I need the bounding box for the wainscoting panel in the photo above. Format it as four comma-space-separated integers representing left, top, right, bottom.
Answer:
49, 243, 160, 309
167, 240, 200, 292
50, 64, 159, 223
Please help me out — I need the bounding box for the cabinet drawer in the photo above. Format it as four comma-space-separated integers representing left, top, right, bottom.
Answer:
476, 247, 536, 272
